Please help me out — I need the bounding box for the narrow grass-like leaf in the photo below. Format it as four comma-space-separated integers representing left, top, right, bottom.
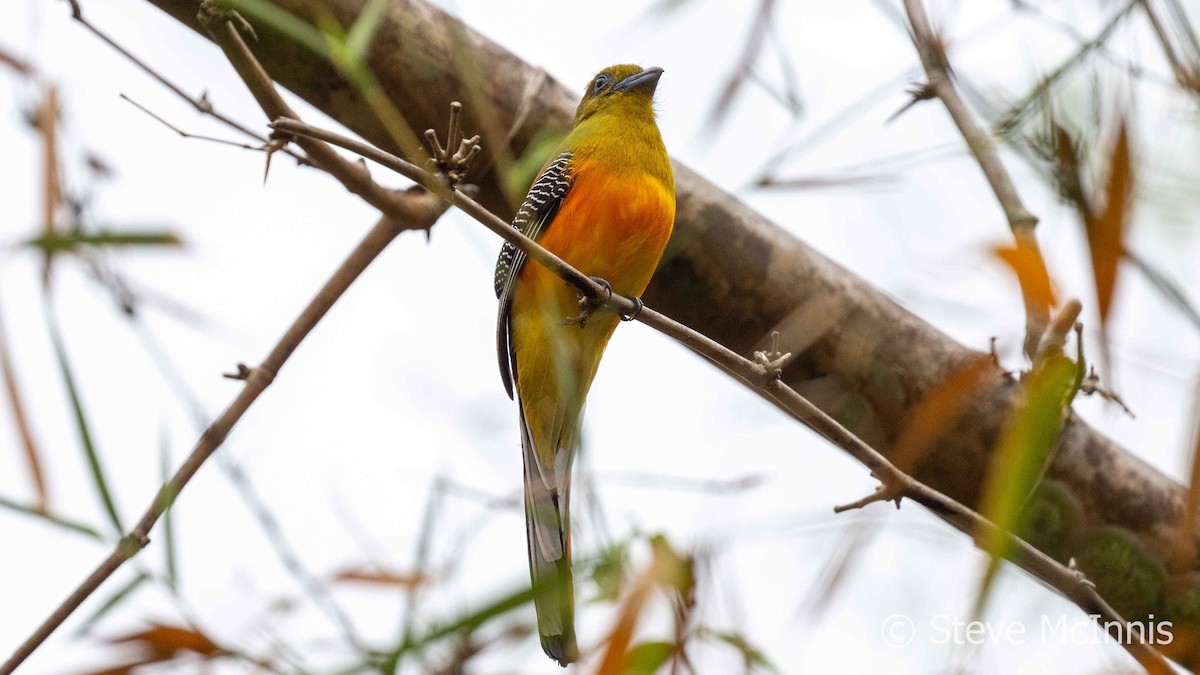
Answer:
73, 573, 149, 636
974, 354, 1080, 614
45, 304, 123, 534
700, 628, 781, 673
621, 641, 675, 674
22, 230, 182, 254
0, 494, 103, 540
1085, 118, 1132, 372
0, 299, 49, 511
389, 584, 536, 661
213, 0, 329, 57
36, 86, 63, 285
333, 567, 427, 588
160, 430, 179, 591
345, 0, 389, 61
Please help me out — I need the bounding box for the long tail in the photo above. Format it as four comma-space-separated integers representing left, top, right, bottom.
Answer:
519, 403, 579, 666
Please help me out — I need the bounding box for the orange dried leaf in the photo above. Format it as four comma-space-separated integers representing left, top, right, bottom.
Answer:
1087, 118, 1132, 330
595, 537, 693, 675
890, 355, 994, 474
333, 566, 428, 588
0, 302, 48, 511
993, 239, 1057, 311
108, 623, 224, 659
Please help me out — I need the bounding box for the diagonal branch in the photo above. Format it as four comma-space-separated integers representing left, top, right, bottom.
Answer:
903, 0, 1050, 359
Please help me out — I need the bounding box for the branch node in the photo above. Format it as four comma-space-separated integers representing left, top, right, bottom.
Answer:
1066, 557, 1097, 589
117, 532, 149, 558
223, 363, 252, 381
833, 482, 907, 514
1079, 366, 1135, 417
1033, 298, 1082, 363
752, 331, 795, 382
198, 1, 256, 42
423, 101, 481, 187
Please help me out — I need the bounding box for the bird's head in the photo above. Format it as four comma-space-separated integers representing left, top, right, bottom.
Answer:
573, 64, 664, 126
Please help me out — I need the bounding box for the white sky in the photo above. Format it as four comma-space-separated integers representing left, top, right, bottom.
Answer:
1, 0, 1198, 672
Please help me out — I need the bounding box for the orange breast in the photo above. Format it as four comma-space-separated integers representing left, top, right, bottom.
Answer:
527, 160, 675, 299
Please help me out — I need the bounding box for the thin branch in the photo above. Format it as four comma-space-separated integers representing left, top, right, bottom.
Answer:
120, 94, 268, 152
64, 0, 309, 165
197, 5, 442, 227
0, 210, 434, 674
0, 5, 450, 668
903, 0, 1050, 359
269, 116, 1172, 673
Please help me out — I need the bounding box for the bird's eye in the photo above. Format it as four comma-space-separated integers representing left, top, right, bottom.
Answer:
593, 74, 611, 93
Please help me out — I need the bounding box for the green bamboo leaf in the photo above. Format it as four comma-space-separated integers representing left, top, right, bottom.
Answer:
345, 0, 389, 62
213, 0, 329, 57
45, 305, 124, 534
161, 430, 179, 591
383, 584, 535, 672
975, 354, 1080, 613
73, 573, 149, 637
23, 230, 183, 254
700, 628, 780, 673
622, 641, 674, 674
0, 494, 103, 540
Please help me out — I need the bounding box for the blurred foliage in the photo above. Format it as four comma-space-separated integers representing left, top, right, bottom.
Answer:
7, 0, 1200, 671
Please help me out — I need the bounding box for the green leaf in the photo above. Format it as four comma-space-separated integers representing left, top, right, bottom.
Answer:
345, 0, 389, 62
701, 628, 780, 673
212, 0, 329, 57
975, 354, 1080, 613
46, 303, 123, 534
0, 493, 103, 540
23, 230, 182, 254
622, 641, 674, 674
161, 431, 179, 591
590, 539, 630, 602
391, 584, 535, 657
73, 573, 149, 636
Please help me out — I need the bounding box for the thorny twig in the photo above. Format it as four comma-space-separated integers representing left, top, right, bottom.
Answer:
902, 0, 1051, 360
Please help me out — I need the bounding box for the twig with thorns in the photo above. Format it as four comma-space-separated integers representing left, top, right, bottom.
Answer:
423, 101, 481, 186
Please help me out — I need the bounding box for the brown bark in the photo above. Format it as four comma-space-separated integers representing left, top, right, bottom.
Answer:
143, 0, 1200, 656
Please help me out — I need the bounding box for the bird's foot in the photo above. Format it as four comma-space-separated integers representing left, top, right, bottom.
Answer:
619, 296, 643, 322
563, 277, 612, 328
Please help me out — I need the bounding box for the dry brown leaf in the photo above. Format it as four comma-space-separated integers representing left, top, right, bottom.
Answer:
993, 238, 1057, 313
1085, 117, 1132, 350
108, 622, 225, 658
889, 355, 994, 474
333, 566, 428, 588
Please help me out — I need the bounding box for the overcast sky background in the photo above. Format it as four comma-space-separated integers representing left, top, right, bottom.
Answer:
2, 0, 1199, 672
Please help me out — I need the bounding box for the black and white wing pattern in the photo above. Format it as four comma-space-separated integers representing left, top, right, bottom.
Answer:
494, 152, 574, 399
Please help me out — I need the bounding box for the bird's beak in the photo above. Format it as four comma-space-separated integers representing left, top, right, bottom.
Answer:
614, 67, 664, 94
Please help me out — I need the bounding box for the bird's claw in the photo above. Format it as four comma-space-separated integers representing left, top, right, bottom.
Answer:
619, 297, 643, 322
563, 277, 612, 328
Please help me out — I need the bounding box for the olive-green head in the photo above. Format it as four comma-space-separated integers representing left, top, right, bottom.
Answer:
573, 64, 664, 126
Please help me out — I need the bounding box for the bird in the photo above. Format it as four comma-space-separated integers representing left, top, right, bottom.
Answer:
493, 64, 675, 666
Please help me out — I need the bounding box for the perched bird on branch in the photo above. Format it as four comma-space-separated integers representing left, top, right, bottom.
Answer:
493, 64, 675, 666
